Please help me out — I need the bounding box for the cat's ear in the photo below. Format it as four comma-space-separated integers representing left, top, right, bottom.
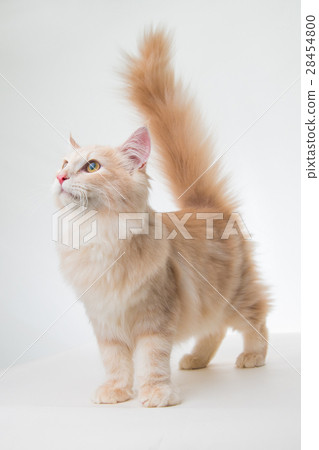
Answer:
120, 127, 151, 171
69, 133, 80, 149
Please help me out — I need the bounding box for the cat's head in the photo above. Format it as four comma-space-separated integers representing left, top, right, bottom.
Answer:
52, 127, 151, 213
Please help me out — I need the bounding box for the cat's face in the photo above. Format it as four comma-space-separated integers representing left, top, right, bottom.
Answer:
52, 127, 151, 212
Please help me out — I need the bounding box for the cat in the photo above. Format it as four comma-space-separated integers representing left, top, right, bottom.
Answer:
53, 29, 270, 407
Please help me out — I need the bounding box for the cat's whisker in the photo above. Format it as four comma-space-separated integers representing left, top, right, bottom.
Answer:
70, 183, 87, 207
82, 184, 111, 212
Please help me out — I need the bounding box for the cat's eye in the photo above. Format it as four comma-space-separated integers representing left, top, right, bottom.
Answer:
86, 160, 100, 173
62, 160, 68, 169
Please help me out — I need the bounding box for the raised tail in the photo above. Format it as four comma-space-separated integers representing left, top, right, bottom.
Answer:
122, 28, 232, 210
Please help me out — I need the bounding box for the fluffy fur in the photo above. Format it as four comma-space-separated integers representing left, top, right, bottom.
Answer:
53, 29, 269, 407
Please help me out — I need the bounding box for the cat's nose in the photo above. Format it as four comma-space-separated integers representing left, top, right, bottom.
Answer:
57, 174, 69, 185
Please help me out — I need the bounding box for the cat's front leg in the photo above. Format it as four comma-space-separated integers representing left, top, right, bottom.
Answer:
135, 334, 180, 407
93, 339, 133, 404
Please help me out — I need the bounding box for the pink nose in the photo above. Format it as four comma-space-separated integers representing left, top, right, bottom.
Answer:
57, 174, 68, 185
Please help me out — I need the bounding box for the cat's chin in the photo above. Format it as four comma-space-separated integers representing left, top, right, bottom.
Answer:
54, 190, 109, 212
54, 190, 80, 207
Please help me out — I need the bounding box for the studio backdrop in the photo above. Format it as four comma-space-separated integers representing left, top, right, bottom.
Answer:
0, 0, 300, 368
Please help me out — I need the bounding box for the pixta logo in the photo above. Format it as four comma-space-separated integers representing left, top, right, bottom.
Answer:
52, 203, 98, 249
118, 212, 251, 240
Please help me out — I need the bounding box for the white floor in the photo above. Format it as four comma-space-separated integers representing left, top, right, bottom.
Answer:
0, 333, 300, 450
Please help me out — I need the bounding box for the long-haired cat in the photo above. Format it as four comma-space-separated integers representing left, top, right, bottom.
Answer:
53, 29, 269, 407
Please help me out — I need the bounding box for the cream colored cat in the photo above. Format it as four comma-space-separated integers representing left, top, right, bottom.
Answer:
53, 29, 269, 407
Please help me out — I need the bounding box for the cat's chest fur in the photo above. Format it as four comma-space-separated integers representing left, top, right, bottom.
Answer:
59, 236, 167, 342
83, 281, 149, 343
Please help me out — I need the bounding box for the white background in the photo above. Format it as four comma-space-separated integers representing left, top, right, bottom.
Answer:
301, 0, 318, 448
0, 0, 300, 369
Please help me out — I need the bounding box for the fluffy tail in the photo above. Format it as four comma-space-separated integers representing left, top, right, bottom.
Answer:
122, 28, 232, 210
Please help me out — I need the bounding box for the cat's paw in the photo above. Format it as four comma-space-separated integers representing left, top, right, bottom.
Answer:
93, 383, 133, 404
139, 383, 180, 408
179, 353, 208, 370
236, 352, 265, 368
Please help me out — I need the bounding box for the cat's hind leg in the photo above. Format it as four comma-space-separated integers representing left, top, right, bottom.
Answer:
179, 330, 226, 370
231, 261, 270, 368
